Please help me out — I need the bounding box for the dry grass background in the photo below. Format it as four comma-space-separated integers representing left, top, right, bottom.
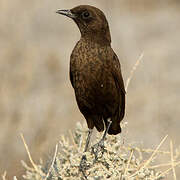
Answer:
0, 0, 180, 179
7, 123, 180, 179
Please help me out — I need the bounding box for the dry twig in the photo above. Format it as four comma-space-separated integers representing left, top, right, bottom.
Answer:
20, 133, 45, 177
156, 161, 180, 179
1, 171, 7, 180
125, 52, 144, 92
129, 135, 168, 178
170, 140, 177, 180
124, 149, 134, 176
44, 144, 58, 180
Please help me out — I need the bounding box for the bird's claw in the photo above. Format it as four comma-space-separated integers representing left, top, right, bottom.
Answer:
79, 155, 89, 179
91, 140, 106, 161
79, 155, 87, 171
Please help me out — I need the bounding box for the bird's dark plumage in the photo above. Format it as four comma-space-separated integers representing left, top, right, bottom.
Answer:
57, 5, 125, 135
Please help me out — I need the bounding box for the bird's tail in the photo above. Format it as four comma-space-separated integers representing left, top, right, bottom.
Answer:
108, 121, 121, 135
107, 90, 125, 135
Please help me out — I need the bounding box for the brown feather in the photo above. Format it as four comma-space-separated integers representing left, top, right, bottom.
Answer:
59, 5, 126, 135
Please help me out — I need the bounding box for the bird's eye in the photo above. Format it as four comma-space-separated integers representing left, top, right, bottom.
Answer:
82, 11, 90, 19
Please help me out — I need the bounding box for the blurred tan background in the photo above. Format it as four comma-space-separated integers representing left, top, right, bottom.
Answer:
0, 0, 180, 178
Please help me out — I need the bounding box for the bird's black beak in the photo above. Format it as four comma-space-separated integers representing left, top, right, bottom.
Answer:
56, 9, 76, 19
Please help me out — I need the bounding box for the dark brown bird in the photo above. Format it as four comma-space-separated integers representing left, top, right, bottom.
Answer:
56, 5, 125, 171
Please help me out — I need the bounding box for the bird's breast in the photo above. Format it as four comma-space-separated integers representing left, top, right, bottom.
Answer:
70, 40, 116, 96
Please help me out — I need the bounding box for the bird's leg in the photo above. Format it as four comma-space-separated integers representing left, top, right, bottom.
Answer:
92, 119, 112, 161
79, 129, 93, 173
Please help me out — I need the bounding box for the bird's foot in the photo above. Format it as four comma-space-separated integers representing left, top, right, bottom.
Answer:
79, 155, 89, 179
91, 139, 106, 161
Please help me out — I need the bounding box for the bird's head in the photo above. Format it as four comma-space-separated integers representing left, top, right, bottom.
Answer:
56, 5, 111, 45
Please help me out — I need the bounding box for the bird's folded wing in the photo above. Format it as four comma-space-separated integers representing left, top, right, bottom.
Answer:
111, 52, 126, 120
